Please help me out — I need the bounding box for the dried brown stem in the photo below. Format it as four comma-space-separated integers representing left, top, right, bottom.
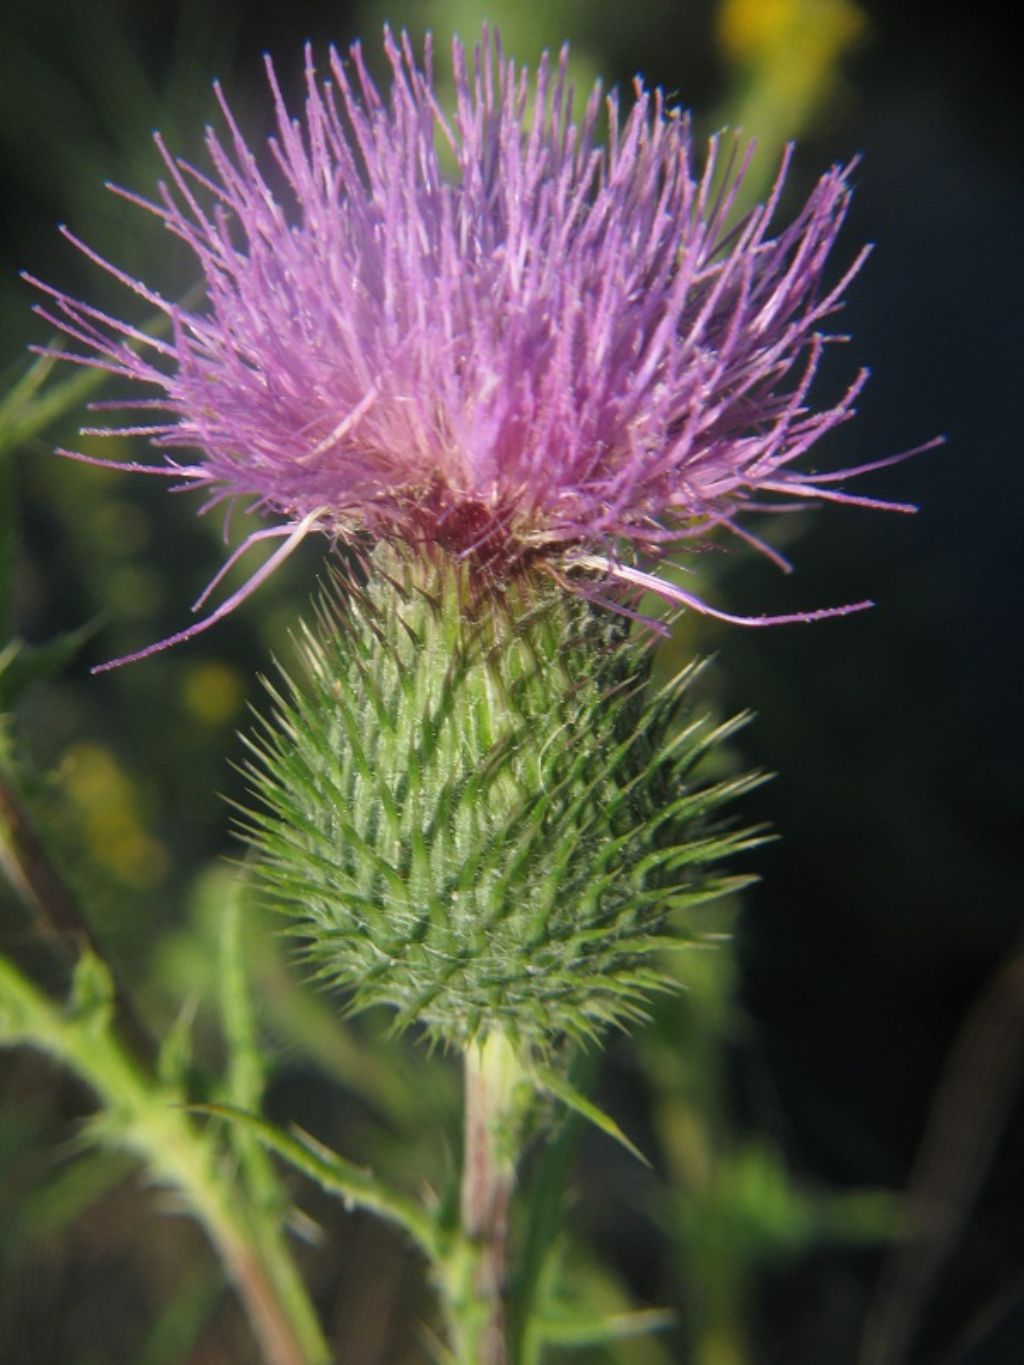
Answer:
858, 951, 1024, 1364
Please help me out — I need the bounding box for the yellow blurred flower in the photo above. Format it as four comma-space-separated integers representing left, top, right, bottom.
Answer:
717, 0, 868, 198
181, 660, 245, 726
719, 0, 865, 68
60, 742, 168, 889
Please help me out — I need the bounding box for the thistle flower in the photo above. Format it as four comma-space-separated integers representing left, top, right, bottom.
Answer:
29, 27, 923, 666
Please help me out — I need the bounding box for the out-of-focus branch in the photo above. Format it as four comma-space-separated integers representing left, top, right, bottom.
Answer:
858, 950, 1024, 1364
0, 768, 152, 1063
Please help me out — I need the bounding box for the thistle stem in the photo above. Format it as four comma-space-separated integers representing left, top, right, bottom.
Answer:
446, 1031, 526, 1365
0, 955, 329, 1365
204, 1206, 328, 1365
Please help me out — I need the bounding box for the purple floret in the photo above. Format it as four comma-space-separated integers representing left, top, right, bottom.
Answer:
28, 27, 928, 665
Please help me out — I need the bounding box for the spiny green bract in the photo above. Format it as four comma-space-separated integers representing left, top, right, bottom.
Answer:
239, 547, 762, 1050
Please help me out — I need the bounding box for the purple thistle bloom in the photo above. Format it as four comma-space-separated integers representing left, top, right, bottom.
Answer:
28, 27, 927, 667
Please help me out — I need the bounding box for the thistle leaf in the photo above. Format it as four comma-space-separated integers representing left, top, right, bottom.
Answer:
530, 1063, 649, 1167
535, 1305, 676, 1347
196, 1102, 438, 1257
69, 949, 115, 1033
156, 1002, 195, 1091
0, 623, 99, 712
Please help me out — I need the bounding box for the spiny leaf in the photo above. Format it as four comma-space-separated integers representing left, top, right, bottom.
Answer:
196, 1102, 438, 1256
0, 621, 99, 710
69, 950, 115, 1032
530, 1064, 649, 1167
535, 1305, 676, 1347
157, 1001, 196, 1091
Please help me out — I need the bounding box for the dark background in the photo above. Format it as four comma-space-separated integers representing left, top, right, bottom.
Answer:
1, 1, 1021, 1361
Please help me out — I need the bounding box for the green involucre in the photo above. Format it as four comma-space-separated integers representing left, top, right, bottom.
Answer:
240, 547, 761, 1048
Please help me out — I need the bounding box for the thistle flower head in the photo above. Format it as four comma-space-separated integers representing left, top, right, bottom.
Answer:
29, 27, 924, 663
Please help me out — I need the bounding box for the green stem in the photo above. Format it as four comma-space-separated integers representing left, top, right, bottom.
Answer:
218, 885, 331, 1363
443, 1031, 528, 1365
0, 763, 329, 1363
203, 1204, 328, 1365
0, 956, 329, 1365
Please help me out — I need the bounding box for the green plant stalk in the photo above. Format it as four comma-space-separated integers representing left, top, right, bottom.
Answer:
217, 883, 334, 1364
509, 1049, 595, 1365
440, 1030, 530, 1365
0, 955, 329, 1365
238, 545, 760, 1360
